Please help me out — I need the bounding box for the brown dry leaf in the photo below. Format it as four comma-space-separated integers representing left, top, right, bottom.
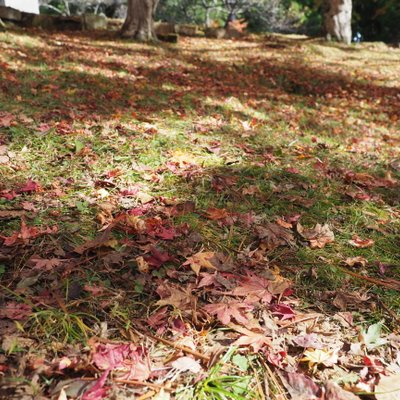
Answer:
279, 372, 321, 400
348, 235, 374, 248
344, 257, 368, 267
255, 222, 294, 250
203, 301, 252, 325
124, 215, 146, 232
324, 381, 361, 399
74, 230, 112, 254
268, 275, 292, 295
183, 251, 217, 275
230, 324, 272, 352
0, 210, 26, 219
242, 185, 260, 195
332, 291, 370, 311
30, 256, 64, 271
205, 207, 230, 220
136, 256, 149, 273
156, 283, 194, 311
297, 223, 334, 249
136, 191, 153, 204
276, 218, 293, 229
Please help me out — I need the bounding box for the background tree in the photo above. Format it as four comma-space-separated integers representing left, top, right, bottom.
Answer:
121, 0, 159, 40
323, 0, 352, 44
36, 0, 400, 43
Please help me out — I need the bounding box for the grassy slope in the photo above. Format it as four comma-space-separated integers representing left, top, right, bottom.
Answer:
0, 29, 399, 399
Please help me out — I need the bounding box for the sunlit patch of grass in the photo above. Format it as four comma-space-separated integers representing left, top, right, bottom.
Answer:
28, 308, 98, 344
192, 348, 260, 400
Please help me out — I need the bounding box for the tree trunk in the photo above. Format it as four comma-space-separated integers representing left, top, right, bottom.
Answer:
121, 0, 159, 41
324, 0, 352, 44
205, 8, 211, 28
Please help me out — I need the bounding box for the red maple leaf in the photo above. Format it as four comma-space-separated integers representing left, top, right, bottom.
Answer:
18, 179, 41, 194
1, 218, 57, 246
144, 246, 173, 268
147, 307, 169, 334
270, 303, 295, 321
82, 370, 109, 400
91, 342, 151, 381
0, 190, 18, 200
203, 301, 253, 325
145, 218, 177, 240
0, 301, 32, 320
233, 329, 272, 352
0, 112, 14, 127
232, 273, 273, 304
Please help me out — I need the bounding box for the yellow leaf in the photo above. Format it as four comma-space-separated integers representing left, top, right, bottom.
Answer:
300, 349, 338, 368
183, 251, 217, 275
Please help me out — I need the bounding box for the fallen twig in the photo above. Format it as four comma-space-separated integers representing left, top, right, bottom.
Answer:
337, 266, 400, 291
144, 331, 211, 362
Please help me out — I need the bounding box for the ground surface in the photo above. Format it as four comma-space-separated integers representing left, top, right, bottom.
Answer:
0, 29, 400, 400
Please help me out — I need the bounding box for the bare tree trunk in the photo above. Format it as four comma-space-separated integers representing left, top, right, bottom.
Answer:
121, 0, 159, 41
205, 7, 211, 27
324, 0, 352, 44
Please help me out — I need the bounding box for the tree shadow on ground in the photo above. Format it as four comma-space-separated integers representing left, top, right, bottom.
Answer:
1, 29, 399, 126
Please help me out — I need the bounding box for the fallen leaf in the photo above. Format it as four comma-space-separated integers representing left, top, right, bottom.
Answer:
205, 207, 230, 220
301, 348, 338, 368
233, 330, 272, 352
361, 321, 388, 350
232, 273, 273, 303
183, 251, 217, 275
255, 222, 294, 250
375, 374, 400, 400
81, 370, 109, 400
171, 356, 201, 373
203, 301, 253, 325
0, 301, 32, 320
348, 235, 374, 248
270, 303, 296, 320
293, 333, 324, 349
344, 257, 368, 267
323, 381, 361, 399
297, 223, 334, 249
91, 342, 151, 381
279, 372, 321, 400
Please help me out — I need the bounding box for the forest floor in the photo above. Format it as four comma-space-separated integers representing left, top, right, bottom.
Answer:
0, 28, 400, 400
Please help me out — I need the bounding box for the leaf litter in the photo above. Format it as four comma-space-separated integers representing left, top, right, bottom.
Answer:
0, 29, 399, 400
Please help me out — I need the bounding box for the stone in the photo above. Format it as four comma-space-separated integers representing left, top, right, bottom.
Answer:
83, 14, 108, 31
30, 14, 55, 29
0, 6, 21, 21
176, 24, 200, 37
30, 14, 83, 31
154, 21, 176, 36
205, 27, 226, 39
